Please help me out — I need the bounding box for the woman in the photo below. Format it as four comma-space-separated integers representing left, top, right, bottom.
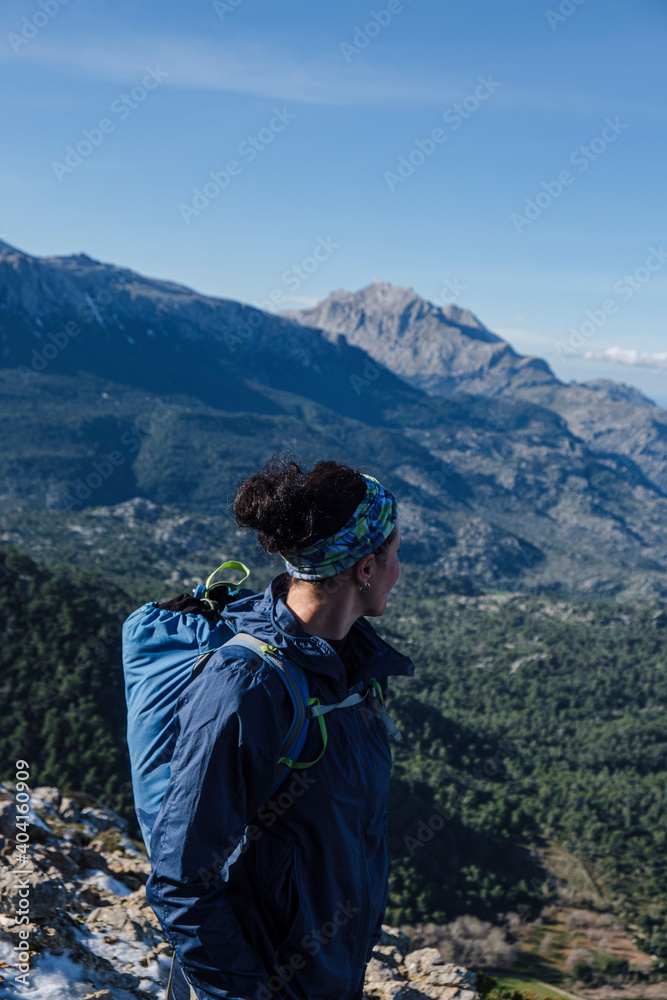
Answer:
146, 458, 415, 1000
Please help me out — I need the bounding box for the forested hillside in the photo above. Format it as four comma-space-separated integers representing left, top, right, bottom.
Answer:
380, 569, 667, 959
0, 548, 134, 811
2, 549, 665, 963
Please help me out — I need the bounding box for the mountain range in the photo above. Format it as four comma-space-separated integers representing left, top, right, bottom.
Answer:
282, 281, 667, 493
1, 239, 666, 598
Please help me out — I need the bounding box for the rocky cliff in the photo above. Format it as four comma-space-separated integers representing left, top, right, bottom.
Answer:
280, 280, 557, 397
282, 282, 667, 494
0, 783, 477, 1000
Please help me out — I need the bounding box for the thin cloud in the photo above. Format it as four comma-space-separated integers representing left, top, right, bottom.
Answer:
584, 347, 667, 370
5, 33, 661, 117
1, 36, 456, 106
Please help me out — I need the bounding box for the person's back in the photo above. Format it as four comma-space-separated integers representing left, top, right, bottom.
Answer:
145, 458, 414, 1000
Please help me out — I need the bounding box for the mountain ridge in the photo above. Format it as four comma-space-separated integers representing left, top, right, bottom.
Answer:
280, 279, 559, 397
3, 242, 667, 597
0, 242, 420, 424
282, 281, 667, 493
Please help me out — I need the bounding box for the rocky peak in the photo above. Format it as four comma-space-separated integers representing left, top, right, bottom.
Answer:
280, 282, 557, 397
284, 279, 490, 337
0, 783, 477, 999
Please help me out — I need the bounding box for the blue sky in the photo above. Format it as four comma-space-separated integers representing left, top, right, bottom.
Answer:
2, 0, 666, 402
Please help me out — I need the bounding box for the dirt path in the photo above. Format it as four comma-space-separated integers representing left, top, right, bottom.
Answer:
534, 979, 590, 1000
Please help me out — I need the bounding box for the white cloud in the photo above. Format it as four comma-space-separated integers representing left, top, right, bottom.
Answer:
583, 347, 667, 370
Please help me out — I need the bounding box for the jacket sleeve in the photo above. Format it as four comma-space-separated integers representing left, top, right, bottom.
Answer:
145, 652, 293, 1000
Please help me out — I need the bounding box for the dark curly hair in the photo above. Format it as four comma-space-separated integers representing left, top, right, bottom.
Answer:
233, 457, 395, 573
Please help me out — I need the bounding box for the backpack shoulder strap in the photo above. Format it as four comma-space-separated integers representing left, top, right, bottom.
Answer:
192, 649, 217, 679
221, 632, 310, 796
367, 678, 402, 741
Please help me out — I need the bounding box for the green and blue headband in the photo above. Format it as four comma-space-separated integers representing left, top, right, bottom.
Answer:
281, 474, 397, 581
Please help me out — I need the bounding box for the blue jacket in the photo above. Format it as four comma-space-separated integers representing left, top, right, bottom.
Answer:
145, 573, 415, 1000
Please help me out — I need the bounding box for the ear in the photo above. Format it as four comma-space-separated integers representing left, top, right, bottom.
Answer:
354, 553, 375, 589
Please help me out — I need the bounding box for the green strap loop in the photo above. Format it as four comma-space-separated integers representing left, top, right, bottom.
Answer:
370, 678, 384, 704
278, 697, 328, 770
205, 560, 250, 599
278, 681, 385, 769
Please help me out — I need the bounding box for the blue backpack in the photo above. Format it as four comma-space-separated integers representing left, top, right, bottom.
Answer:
121, 561, 384, 857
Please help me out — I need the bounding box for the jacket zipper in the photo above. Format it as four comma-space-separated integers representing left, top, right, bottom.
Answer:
352, 702, 373, 978
312, 635, 348, 697
311, 633, 383, 979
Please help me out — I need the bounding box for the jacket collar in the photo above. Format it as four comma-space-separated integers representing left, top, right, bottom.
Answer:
222, 573, 415, 701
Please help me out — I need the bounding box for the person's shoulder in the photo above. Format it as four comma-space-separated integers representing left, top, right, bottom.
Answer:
200, 641, 289, 692
174, 642, 297, 749
196, 640, 297, 717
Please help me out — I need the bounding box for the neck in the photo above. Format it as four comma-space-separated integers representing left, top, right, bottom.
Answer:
283, 579, 361, 641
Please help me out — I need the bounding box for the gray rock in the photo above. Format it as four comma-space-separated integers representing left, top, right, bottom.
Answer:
0, 865, 68, 919
281, 280, 556, 398
0, 779, 478, 1000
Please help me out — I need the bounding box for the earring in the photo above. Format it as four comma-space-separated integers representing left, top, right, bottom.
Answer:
358, 582, 371, 593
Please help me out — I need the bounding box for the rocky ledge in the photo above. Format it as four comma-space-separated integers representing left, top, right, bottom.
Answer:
365, 928, 477, 1000
0, 784, 477, 1000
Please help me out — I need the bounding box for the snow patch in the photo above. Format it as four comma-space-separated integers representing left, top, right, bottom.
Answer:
0, 938, 106, 1000
84, 293, 106, 329
80, 869, 132, 898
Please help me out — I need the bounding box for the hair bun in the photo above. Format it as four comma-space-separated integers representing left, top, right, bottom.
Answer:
233, 458, 366, 554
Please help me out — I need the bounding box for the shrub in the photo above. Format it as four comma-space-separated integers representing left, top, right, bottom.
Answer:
572, 961, 594, 984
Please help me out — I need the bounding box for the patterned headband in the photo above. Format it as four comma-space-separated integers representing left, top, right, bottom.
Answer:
281, 474, 398, 581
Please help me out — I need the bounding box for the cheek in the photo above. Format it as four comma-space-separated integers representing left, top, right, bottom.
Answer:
387, 556, 400, 588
